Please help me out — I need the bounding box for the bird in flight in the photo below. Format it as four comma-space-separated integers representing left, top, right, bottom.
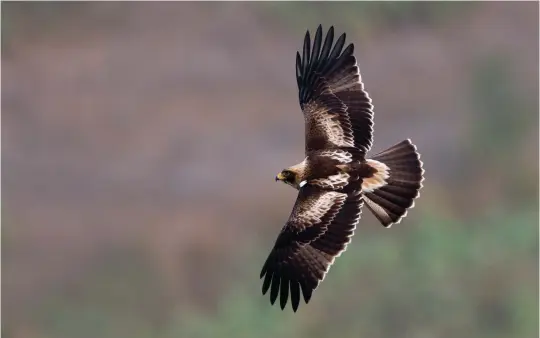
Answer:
260, 25, 425, 312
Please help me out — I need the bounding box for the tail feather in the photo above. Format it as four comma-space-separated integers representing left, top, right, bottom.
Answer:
363, 139, 424, 227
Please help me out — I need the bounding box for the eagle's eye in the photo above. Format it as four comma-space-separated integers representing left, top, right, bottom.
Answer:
283, 171, 295, 181
276, 170, 296, 183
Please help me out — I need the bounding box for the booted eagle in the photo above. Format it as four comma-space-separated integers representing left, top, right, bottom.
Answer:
260, 25, 425, 312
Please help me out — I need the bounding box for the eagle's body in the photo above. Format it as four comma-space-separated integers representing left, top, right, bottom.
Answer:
261, 25, 425, 312
277, 150, 379, 192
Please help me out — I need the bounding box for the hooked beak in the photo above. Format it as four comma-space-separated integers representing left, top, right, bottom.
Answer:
275, 172, 285, 182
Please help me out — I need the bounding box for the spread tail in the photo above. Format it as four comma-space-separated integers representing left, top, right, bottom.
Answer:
363, 139, 424, 227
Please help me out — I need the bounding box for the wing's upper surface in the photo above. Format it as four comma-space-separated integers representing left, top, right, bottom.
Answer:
297, 25, 374, 155
260, 186, 363, 311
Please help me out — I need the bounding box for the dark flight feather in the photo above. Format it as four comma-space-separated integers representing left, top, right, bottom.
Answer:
310, 26, 323, 73
289, 279, 301, 311
296, 25, 374, 155
260, 186, 362, 311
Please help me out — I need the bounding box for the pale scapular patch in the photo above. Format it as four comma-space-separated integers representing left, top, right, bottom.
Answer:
311, 172, 350, 189
362, 159, 390, 192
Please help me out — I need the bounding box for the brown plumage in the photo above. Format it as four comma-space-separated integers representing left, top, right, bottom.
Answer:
263, 25, 425, 312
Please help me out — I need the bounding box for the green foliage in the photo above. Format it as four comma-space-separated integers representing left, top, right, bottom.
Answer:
468, 55, 531, 158
29, 207, 537, 338
464, 54, 538, 205
30, 246, 167, 338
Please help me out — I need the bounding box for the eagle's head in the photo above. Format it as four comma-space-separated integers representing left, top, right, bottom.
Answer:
276, 159, 308, 189
276, 168, 306, 189
276, 169, 295, 184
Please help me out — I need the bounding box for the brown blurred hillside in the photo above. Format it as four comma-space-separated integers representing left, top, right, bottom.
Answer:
2, 2, 538, 338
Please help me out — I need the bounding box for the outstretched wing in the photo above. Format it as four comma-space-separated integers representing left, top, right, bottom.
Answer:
297, 25, 374, 155
260, 186, 363, 311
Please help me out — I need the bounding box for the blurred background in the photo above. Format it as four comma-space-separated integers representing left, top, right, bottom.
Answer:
2, 2, 538, 338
